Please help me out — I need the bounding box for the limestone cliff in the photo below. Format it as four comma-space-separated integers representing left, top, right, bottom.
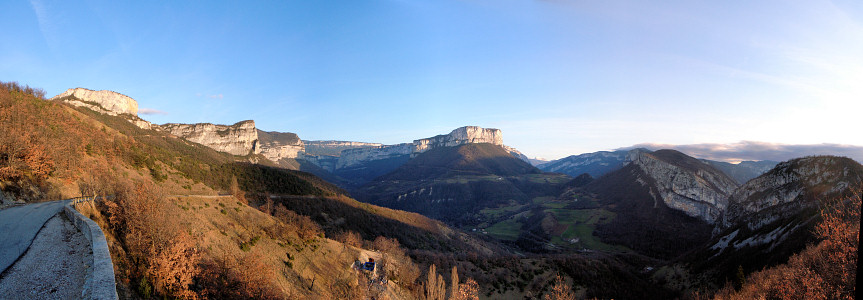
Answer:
627, 149, 739, 224
304, 141, 382, 157
722, 156, 863, 230
333, 126, 512, 170
257, 130, 304, 162
412, 126, 503, 155
50, 88, 139, 116
49, 87, 160, 130
162, 120, 259, 156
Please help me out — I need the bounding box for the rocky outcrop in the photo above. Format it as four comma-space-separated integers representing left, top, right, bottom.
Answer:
503, 145, 531, 163
722, 156, 863, 230
50, 88, 138, 116
628, 149, 739, 224
412, 126, 502, 155
49, 87, 159, 131
257, 130, 304, 162
162, 120, 259, 156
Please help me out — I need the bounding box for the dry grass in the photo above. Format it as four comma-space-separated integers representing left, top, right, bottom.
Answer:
173, 195, 386, 299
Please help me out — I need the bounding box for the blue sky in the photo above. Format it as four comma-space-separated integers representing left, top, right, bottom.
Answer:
2, 1, 862, 160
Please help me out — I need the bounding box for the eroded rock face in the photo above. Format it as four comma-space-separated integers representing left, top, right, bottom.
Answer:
162, 120, 259, 156
257, 130, 304, 162
628, 149, 739, 224
412, 126, 503, 155
50, 88, 138, 116
722, 156, 863, 230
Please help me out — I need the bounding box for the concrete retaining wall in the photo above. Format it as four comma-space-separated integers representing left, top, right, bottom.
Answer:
64, 203, 119, 300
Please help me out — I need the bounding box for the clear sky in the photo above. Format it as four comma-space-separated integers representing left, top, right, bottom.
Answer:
3, 0, 862, 160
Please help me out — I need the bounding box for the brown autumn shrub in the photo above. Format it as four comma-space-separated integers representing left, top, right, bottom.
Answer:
545, 275, 575, 300
335, 230, 363, 248
448, 265, 480, 300
273, 204, 322, 240
103, 180, 199, 299
370, 236, 420, 288
455, 278, 480, 300
198, 249, 281, 299
0, 81, 46, 98
1, 80, 135, 201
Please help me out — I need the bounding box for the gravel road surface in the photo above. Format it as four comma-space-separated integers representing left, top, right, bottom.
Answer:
0, 213, 89, 299
0, 200, 70, 274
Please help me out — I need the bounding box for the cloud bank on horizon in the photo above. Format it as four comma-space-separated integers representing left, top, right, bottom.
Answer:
620, 141, 863, 164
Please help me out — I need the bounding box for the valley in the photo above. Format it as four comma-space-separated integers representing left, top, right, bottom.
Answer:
1, 83, 859, 299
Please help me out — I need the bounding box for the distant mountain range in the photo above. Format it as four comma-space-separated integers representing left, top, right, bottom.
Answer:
536, 149, 779, 185
12, 85, 857, 298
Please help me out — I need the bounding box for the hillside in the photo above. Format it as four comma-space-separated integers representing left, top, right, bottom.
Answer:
0, 82, 490, 299
537, 150, 630, 178
473, 149, 744, 258
356, 143, 567, 225
4, 81, 859, 299
380, 143, 540, 181
685, 156, 863, 287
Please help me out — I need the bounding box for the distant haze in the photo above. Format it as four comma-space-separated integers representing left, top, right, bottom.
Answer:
620, 141, 863, 164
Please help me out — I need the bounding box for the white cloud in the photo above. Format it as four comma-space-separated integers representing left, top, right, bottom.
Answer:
139, 108, 167, 115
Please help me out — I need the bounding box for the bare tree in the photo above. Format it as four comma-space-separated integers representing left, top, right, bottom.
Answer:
545, 275, 575, 300
422, 264, 447, 300
449, 266, 459, 299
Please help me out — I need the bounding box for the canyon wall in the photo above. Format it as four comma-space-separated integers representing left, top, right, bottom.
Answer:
628, 149, 739, 224
162, 121, 259, 156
